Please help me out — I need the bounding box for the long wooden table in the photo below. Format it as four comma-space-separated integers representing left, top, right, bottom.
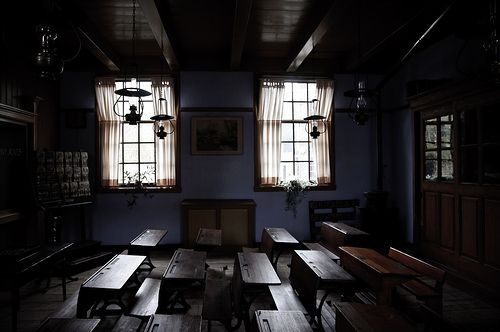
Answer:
338, 246, 419, 305
159, 249, 206, 313
262, 227, 299, 268
76, 254, 146, 318
253, 310, 313, 332
233, 252, 281, 331
290, 250, 355, 331
129, 229, 168, 270
36, 318, 101, 332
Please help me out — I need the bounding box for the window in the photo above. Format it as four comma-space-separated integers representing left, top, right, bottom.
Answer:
115, 80, 156, 185
256, 78, 334, 189
280, 82, 317, 183
96, 77, 177, 189
424, 114, 454, 181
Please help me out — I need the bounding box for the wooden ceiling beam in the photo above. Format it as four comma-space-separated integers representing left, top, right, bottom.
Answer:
286, 2, 336, 73
137, 0, 179, 71
77, 27, 120, 72
231, 0, 253, 70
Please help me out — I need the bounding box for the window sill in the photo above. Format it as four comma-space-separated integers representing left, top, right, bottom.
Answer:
254, 183, 336, 192
98, 185, 181, 193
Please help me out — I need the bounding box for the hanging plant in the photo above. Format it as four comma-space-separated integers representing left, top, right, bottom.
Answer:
281, 179, 312, 217
124, 168, 155, 208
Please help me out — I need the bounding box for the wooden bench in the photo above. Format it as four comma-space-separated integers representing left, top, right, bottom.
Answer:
309, 200, 359, 241
388, 247, 446, 313
268, 283, 308, 315
144, 314, 202, 332
36, 317, 101, 332
128, 277, 161, 319
201, 268, 233, 331
111, 315, 143, 332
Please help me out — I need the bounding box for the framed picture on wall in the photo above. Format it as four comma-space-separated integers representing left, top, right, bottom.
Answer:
191, 117, 243, 155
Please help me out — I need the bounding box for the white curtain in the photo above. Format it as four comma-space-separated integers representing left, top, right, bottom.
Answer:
313, 79, 335, 185
257, 79, 285, 185
151, 77, 177, 186
95, 77, 120, 187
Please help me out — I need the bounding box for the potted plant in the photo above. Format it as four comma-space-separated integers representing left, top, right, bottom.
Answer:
281, 178, 312, 217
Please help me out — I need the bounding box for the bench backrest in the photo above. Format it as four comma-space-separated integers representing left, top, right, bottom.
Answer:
319, 222, 370, 255
309, 199, 359, 241
259, 229, 274, 260
388, 247, 446, 291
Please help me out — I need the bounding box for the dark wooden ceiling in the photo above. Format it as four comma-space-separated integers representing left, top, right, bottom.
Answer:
4, 0, 491, 77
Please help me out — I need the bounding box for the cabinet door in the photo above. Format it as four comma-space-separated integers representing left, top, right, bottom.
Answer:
220, 209, 249, 246
187, 209, 217, 245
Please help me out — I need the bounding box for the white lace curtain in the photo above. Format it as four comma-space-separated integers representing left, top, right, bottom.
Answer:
95, 77, 120, 187
151, 77, 177, 186
313, 79, 335, 185
256, 79, 285, 185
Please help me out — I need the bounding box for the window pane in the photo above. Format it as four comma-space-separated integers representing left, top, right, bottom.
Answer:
425, 123, 437, 149
461, 146, 478, 182
460, 110, 477, 144
140, 143, 155, 163
123, 143, 139, 162
282, 102, 293, 120
280, 162, 294, 182
294, 142, 309, 161
293, 82, 308, 101
483, 107, 500, 143
483, 145, 500, 183
141, 101, 155, 119
281, 143, 293, 161
295, 163, 310, 182
294, 102, 308, 120
425, 160, 438, 180
284, 82, 293, 101
140, 123, 155, 142
124, 164, 139, 184
441, 124, 452, 148
294, 123, 309, 141
140, 164, 156, 183
308, 83, 316, 101
282, 123, 293, 141
123, 124, 138, 143
441, 114, 453, 122
425, 151, 437, 159
442, 160, 453, 180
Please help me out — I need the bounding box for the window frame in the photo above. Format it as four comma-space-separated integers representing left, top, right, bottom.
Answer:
254, 78, 336, 192
97, 76, 181, 193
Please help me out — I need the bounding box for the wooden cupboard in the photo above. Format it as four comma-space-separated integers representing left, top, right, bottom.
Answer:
181, 199, 256, 247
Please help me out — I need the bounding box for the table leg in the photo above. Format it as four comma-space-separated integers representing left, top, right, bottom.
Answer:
316, 290, 333, 332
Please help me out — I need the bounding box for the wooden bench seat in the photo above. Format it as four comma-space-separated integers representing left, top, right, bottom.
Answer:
388, 247, 446, 312
36, 317, 101, 332
269, 283, 308, 315
128, 277, 161, 318
50, 290, 80, 318
111, 315, 143, 332
302, 242, 339, 262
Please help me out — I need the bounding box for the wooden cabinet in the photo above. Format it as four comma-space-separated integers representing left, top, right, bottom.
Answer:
181, 199, 256, 247
410, 80, 500, 292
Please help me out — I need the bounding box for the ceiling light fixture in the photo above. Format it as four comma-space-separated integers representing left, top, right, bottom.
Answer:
113, 0, 151, 125
304, 99, 326, 139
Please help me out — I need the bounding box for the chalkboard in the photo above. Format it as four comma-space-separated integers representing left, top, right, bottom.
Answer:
0, 120, 30, 211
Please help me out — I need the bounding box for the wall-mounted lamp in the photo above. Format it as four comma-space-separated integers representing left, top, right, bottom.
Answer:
151, 114, 175, 139
304, 99, 326, 139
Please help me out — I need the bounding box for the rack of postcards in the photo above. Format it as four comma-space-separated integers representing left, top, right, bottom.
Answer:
35, 150, 91, 204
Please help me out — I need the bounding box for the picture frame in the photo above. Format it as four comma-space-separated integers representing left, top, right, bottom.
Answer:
191, 117, 243, 155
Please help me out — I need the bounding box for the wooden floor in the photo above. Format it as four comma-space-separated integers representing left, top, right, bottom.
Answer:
1, 249, 500, 332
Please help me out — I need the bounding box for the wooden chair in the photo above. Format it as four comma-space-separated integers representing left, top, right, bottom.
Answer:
308, 200, 359, 241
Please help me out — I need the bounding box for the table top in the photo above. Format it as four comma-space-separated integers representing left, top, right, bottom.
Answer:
163, 249, 207, 281
264, 227, 299, 244
237, 252, 281, 286
294, 250, 354, 283
130, 229, 168, 247
82, 254, 146, 290
195, 228, 222, 246
324, 222, 369, 236
338, 246, 419, 277
333, 302, 417, 332
37, 318, 101, 332
144, 314, 201, 332
253, 310, 313, 332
